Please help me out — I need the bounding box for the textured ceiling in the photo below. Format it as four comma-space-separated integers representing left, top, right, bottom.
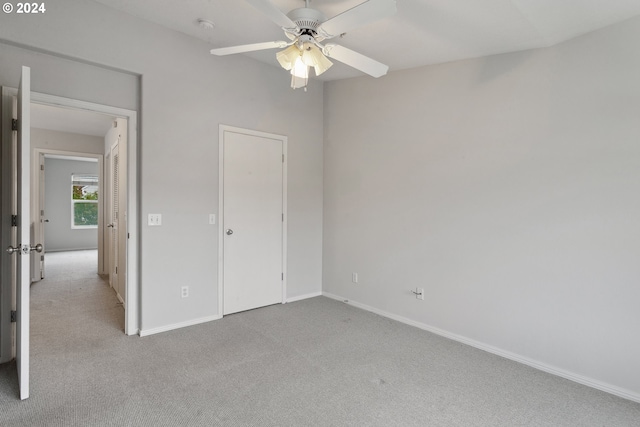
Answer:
91, 0, 640, 80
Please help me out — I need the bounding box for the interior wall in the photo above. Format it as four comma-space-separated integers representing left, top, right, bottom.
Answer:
323, 16, 640, 399
32, 127, 104, 155
44, 157, 98, 251
0, 0, 323, 333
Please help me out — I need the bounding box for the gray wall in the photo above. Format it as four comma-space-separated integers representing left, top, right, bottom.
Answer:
0, 0, 324, 332
323, 17, 640, 398
32, 127, 106, 155
44, 157, 98, 251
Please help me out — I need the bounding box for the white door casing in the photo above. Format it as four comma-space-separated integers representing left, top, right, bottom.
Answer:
25, 92, 138, 335
31, 153, 45, 282
109, 140, 120, 300
33, 150, 105, 276
219, 126, 287, 315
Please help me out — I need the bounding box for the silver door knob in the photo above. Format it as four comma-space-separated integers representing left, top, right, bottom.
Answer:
6, 245, 20, 254
226, 229, 233, 235
30, 244, 43, 253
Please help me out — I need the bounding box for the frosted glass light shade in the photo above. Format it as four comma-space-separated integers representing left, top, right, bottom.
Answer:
302, 45, 333, 76
276, 45, 300, 70
276, 43, 333, 89
291, 56, 309, 89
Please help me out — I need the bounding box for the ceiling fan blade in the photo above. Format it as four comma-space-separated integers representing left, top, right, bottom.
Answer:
210, 41, 289, 56
323, 44, 389, 78
317, 0, 397, 39
245, 0, 297, 29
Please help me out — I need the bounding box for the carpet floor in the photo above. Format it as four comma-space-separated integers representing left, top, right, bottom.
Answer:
0, 250, 639, 426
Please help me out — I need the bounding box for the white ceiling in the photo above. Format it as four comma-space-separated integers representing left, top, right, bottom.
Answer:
31, 103, 115, 137
91, 0, 640, 81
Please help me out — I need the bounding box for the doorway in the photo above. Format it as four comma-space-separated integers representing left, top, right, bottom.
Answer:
1, 68, 138, 399
218, 125, 288, 315
34, 154, 102, 281
29, 102, 135, 332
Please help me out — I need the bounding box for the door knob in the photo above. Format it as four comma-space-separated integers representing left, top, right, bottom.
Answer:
226, 229, 234, 235
6, 245, 20, 254
107, 223, 114, 228
30, 244, 44, 253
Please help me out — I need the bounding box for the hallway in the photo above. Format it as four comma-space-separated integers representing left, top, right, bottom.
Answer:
31, 250, 124, 341
30, 250, 125, 399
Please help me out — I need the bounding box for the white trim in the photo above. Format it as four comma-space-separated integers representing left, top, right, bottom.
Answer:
217, 127, 224, 317
32, 149, 105, 280
139, 315, 221, 337
322, 292, 640, 404
286, 291, 322, 303
28, 91, 139, 336
282, 135, 288, 305
218, 125, 288, 316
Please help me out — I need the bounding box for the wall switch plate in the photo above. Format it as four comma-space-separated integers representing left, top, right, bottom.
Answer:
209, 214, 216, 225
416, 287, 424, 300
148, 214, 162, 226
181, 286, 189, 298
352, 273, 358, 283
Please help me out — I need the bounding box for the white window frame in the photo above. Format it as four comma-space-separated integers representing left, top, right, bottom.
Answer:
71, 174, 99, 229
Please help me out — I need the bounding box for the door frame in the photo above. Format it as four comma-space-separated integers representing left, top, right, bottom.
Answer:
33, 150, 104, 278
0, 87, 16, 364
217, 125, 288, 316
16, 90, 138, 335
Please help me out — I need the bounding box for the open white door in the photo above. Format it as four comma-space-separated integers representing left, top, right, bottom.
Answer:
8, 66, 36, 400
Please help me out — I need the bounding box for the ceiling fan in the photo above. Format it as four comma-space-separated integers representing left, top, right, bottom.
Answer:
210, 0, 397, 89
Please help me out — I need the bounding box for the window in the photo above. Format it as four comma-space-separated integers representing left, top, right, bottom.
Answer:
72, 174, 98, 228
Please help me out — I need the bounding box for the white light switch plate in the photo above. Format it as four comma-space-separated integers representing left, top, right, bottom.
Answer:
209, 214, 216, 225
148, 214, 162, 226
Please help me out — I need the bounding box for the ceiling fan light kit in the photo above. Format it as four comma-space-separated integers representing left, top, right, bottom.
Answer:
210, 0, 397, 90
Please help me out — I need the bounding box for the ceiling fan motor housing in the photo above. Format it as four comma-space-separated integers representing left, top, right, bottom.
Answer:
287, 7, 326, 32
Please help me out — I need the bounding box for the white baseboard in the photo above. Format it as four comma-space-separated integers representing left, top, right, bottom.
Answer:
140, 292, 323, 337
286, 291, 322, 303
322, 291, 640, 403
139, 315, 222, 337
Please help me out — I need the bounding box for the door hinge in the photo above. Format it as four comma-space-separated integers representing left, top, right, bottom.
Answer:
10, 311, 17, 323
281, 273, 284, 280
11, 215, 18, 227
40, 164, 44, 171
115, 266, 118, 274
282, 213, 284, 222
282, 154, 285, 163
11, 119, 18, 131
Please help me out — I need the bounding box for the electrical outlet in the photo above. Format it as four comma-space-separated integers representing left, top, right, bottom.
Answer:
415, 287, 424, 300
181, 286, 189, 298
352, 273, 358, 283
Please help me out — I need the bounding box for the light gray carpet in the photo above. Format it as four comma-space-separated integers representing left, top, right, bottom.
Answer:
0, 250, 639, 426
